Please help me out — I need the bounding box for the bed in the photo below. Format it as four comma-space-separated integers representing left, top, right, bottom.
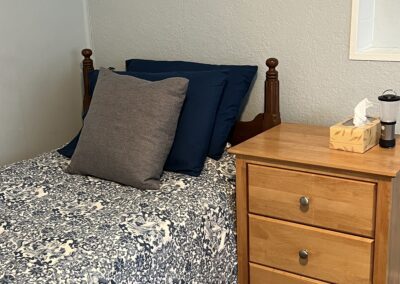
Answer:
0, 50, 281, 283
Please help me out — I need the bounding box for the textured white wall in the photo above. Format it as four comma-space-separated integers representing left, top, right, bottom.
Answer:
0, 0, 88, 166
88, 0, 400, 125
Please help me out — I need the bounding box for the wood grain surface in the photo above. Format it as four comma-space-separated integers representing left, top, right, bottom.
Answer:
250, 263, 328, 284
229, 123, 400, 177
249, 215, 374, 283
248, 164, 376, 237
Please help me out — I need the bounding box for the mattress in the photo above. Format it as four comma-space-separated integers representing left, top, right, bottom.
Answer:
0, 150, 237, 283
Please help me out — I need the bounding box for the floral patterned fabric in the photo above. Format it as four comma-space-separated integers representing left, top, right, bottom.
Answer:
0, 150, 237, 283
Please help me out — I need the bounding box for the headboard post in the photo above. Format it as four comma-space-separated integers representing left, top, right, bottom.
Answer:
82, 49, 94, 115
263, 58, 281, 129
229, 58, 281, 145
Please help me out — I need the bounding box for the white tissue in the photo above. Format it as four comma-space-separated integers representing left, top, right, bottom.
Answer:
353, 98, 374, 127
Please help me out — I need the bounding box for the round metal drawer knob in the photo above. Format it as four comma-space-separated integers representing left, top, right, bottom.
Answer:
299, 249, 309, 260
299, 196, 310, 207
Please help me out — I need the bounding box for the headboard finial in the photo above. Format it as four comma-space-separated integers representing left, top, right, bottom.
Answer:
266, 58, 279, 68
82, 48, 93, 59
266, 58, 279, 80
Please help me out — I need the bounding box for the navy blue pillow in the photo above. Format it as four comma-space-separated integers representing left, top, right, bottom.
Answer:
58, 69, 228, 176
58, 130, 81, 158
125, 59, 257, 160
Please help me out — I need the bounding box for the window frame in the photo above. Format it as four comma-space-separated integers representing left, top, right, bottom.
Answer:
349, 0, 400, 61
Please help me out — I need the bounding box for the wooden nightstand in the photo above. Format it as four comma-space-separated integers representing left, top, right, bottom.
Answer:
229, 123, 400, 284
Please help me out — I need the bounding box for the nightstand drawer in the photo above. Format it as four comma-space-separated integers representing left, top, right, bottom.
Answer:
249, 215, 374, 283
250, 263, 328, 284
248, 164, 376, 237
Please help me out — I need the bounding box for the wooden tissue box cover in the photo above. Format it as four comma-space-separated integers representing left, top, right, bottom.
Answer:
329, 117, 380, 153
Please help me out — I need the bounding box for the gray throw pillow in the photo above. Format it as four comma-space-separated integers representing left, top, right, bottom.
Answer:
67, 69, 188, 190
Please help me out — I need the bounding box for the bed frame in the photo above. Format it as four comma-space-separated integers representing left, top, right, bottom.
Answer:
81, 49, 281, 145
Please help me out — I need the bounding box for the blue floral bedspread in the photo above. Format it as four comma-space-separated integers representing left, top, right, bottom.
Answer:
0, 150, 237, 283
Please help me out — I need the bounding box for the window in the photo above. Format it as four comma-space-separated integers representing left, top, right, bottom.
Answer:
350, 0, 400, 61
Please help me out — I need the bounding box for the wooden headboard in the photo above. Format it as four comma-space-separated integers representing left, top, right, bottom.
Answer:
80, 49, 281, 145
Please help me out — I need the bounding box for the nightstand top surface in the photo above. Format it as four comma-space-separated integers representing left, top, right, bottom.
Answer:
229, 123, 400, 177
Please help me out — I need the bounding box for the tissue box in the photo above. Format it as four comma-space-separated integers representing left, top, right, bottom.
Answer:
329, 117, 380, 153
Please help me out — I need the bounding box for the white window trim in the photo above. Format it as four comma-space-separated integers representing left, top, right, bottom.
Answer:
350, 0, 400, 61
